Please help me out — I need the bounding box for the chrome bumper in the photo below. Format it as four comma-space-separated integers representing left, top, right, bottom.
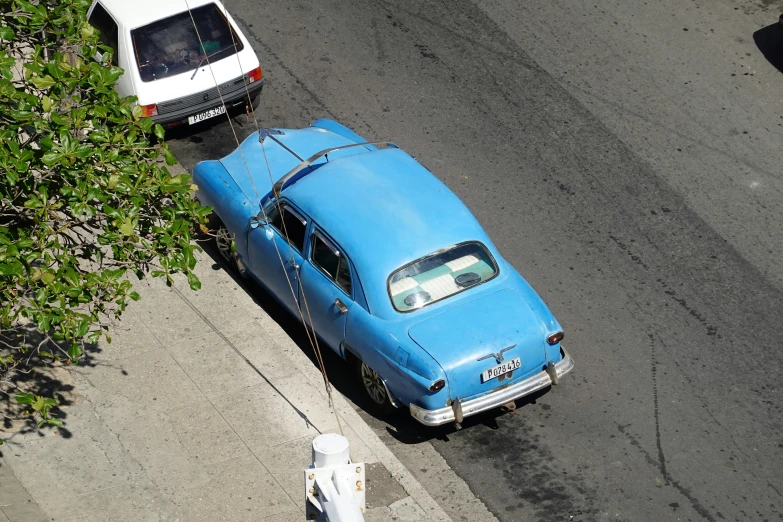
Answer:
409, 347, 575, 426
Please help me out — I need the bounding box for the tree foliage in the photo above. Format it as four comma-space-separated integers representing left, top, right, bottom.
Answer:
0, 0, 211, 440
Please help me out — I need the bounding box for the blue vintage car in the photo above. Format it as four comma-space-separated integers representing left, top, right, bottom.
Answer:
192, 119, 574, 426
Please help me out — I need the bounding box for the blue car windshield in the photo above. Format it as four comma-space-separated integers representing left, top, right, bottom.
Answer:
388, 242, 498, 312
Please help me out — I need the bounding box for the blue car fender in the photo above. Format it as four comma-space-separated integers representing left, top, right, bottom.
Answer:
345, 306, 449, 409
506, 261, 565, 362
193, 159, 257, 259
311, 118, 374, 148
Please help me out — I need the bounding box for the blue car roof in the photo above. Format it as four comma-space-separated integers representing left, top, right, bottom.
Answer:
283, 147, 496, 310
205, 120, 499, 315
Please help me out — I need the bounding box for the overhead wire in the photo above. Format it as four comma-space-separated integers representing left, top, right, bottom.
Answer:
212, 0, 337, 419
210, 1, 330, 400
183, 0, 343, 434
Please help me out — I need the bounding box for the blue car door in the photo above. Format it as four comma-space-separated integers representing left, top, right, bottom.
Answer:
298, 229, 354, 354
247, 200, 306, 314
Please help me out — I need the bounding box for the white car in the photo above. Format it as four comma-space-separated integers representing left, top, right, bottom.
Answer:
86, 0, 263, 129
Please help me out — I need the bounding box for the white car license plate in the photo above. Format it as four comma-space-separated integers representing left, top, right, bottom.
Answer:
481, 357, 521, 382
188, 105, 226, 125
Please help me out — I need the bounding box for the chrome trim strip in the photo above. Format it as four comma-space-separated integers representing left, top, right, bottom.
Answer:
476, 344, 516, 363
409, 347, 575, 426
261, 131, 303, 160
272, 141, 398, 197
382, 379, 402, 409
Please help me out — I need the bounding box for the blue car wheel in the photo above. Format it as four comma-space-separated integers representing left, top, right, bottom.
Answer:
211, 216, 242, 275
357, 360, 394, 414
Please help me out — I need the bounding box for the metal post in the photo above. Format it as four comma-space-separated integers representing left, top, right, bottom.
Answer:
305, 434, 366, 521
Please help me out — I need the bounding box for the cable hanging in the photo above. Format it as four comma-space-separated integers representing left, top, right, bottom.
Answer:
184, 0, 343, 434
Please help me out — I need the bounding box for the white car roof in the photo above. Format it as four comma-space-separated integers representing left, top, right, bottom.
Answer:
97, 0, 220, 30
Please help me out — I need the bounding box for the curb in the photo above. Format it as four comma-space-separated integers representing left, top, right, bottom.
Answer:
331, 392, 453, 522
174, 246, 454, 522
171, 156, 453, 521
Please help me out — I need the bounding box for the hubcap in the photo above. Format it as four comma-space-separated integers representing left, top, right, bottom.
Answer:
215, 226, 233, 263
360, 363, 387, 405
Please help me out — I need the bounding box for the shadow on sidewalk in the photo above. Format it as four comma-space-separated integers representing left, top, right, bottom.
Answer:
753, 21, 783, 75
0, 326, 98, 452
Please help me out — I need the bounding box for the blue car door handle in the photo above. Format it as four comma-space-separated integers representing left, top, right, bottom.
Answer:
334, 298, 348, 315
286, 259, 299, 270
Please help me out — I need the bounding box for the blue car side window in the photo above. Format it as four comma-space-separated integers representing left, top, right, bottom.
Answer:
265, 201, 307, 253
311, 231, 351, 295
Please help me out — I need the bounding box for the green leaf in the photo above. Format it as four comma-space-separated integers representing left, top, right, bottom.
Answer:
138, 117, 153, 133
31, 75, 57, 89
0, 260, 24, 276
118, 218, 134, 236
15, 392, 35, 405
37, 314, 51, 333
81, 23, 95, 40
32, 396, 45, 412
41, 272, 55, 284
67, 344, 82, 359
6, 169, 19, 185
187, 272, 201, 291
76, 320, 90, 338
48, 418, 63, 427
41, 95, 52, 112
129, 291, 141, 301
163, 147, 177, 166
41, 152, 63, 165
154, 124, 166, 141
0, 26, 15, 42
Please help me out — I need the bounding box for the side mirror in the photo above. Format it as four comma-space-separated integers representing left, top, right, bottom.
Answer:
249, 214, 266, 229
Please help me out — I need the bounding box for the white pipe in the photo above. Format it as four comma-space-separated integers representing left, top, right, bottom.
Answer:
312, 433, 351, 468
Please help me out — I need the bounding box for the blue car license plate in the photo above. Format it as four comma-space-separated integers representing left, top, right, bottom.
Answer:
481, 357, 521, 382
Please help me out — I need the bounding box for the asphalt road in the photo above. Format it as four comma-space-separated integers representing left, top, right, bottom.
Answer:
167, 0, 783, 520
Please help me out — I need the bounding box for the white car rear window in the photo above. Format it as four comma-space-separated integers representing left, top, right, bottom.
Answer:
130, 3, 243, 82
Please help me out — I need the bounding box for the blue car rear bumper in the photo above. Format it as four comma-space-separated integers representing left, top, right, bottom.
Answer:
409, 347, 575, 426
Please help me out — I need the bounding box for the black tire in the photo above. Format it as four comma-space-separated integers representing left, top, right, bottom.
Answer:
210, 215, 240, 273
355, 359, 395, 415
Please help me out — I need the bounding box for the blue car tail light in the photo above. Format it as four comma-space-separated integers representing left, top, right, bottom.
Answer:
429, 379, 446, 392
547, 331, 564, 345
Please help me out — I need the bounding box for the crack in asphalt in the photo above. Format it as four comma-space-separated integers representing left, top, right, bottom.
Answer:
617, 423, 717, 522
647, 332, 668, 487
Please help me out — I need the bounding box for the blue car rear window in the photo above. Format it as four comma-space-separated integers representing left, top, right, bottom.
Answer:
388, 242, 498, 312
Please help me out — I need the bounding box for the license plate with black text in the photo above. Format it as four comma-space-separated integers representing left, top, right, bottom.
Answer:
188, 105, 226, 125
481, 357, 521, 382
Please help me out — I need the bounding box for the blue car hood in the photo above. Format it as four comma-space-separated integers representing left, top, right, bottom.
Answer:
407, 288, 548, 398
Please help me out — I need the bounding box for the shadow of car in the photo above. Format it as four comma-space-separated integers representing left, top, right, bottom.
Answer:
193, 119, 574, 428
753, 19, 783, 75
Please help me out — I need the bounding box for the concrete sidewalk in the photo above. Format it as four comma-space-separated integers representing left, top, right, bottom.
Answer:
0, 247, 453, 522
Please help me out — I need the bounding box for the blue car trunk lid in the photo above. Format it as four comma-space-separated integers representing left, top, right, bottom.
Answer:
407, 288, 547, 399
